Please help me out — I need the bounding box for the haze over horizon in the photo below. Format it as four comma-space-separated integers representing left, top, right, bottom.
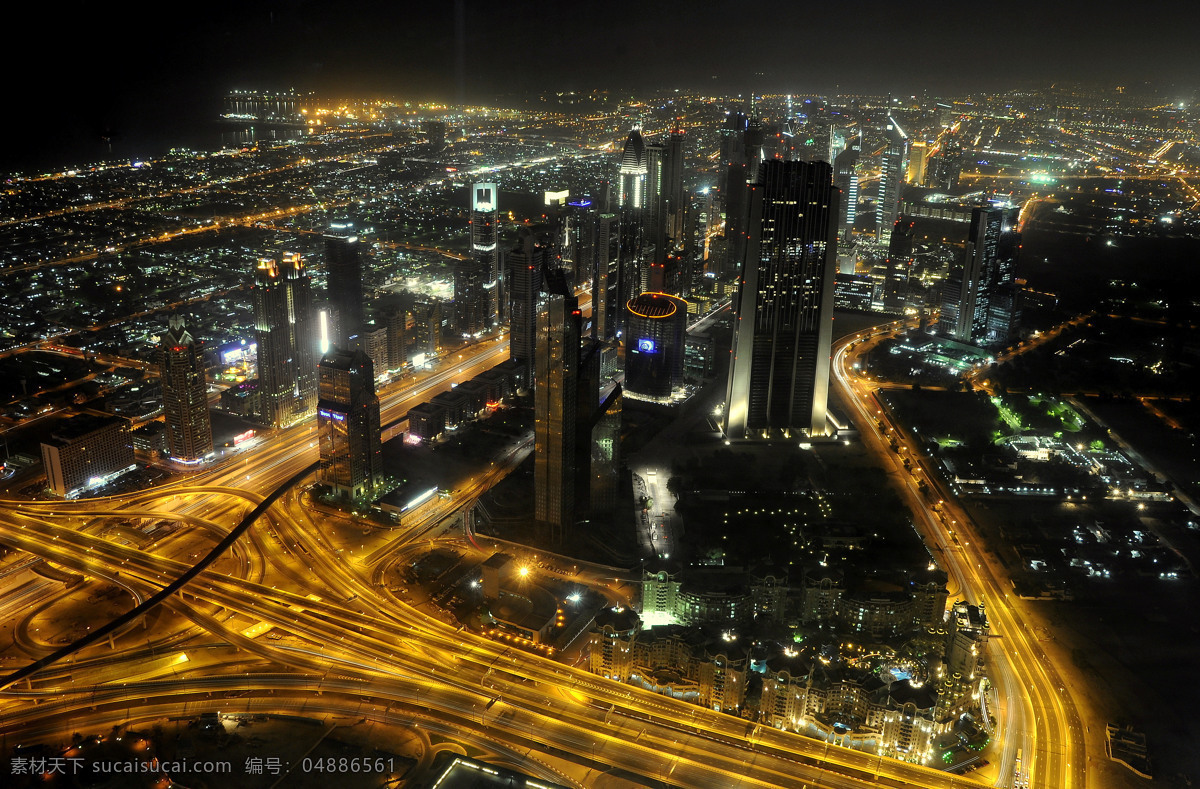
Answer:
10, 0, 1200, 171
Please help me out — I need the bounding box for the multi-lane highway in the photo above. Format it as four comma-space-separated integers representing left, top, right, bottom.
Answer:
0, 319, 1070, 788
832, 320, 1088, 789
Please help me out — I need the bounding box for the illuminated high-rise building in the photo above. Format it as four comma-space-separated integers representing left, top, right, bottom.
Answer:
562, 198, 597, 296
907, 141, 929, 185
253, 254, 317, 427
624, 293, 687, 401
645, 141, 665, 267
938, 206, 1021, 346
534, 270, 580, 532
724, 159, 839, 439
159, 314, 213, 462
876, 116, 909, 241
325, 230, 366, 347
617, 129, 647, 335
456, 183, 499, 335
506, 226, 549, 378
317, 347, 383, 502
833, 136, 860, 242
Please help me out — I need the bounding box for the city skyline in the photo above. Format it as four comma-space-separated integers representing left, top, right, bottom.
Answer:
0, 71, 1198, 789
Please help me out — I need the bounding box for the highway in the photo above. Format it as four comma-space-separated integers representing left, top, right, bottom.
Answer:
0, 322, 1008, 789
832, 320, 1088, 789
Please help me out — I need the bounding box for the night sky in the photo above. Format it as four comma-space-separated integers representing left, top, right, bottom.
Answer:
10, 0, 1200, 171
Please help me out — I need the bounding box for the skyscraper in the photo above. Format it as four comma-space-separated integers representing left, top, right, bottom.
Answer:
718, 112, 751, 282
506, 226, 549, 378
876, 116, 909, 241
624, 293, 687, 401
317, 347, 383, 502
664, 129, 686, 244
724, 159, 839, 439
534, 270, 580, 532
593, 212, 621, 343
938, 206, 1021, 346
561, 198, 597, 295
325, 231, 366, 347
617, 129, 647, 335
456, 183, 499, 335
883, 217, 916, 311
645, 141, 665, 267
833, 136, 860, 243
253, 254, 318, 427
159, 313, 213, 462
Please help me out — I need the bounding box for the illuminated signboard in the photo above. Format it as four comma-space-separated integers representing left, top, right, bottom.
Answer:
637, 338, 657, 354
318, 409, 346, 422
233, 429, 256, 445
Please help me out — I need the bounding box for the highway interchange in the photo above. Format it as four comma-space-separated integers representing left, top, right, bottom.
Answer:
0, 320, 1089, 788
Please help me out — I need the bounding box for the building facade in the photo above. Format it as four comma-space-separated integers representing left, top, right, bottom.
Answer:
158, 313, 213, 462
624, 292, 688, 401
41, 414, 136, 498
724, 159, 839, 439
252, 254, 318, 427
534, 272, 580, 531
325, 231, 366, 347
317, 348, 383, 502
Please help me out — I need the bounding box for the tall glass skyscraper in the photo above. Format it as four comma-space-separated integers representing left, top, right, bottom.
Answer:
325, 230, 365, 347
253, 254, 318, 427
724, 159, 839, 439
876, 116, 909, 242
159, 313, 212, 462
938, 206, 1021, 346
317, 347, 382, 502
456, 182, 499, 335
534, 270, 580, 531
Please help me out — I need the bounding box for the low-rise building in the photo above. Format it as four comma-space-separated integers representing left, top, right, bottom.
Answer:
41, 413, 136, 498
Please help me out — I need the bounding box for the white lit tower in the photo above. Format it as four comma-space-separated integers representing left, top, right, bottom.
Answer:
833, 132, 860, 243
876, 116, 909, 242
253, 254, 318, 427
456, 182, 499, 335
617, 128, 647, 336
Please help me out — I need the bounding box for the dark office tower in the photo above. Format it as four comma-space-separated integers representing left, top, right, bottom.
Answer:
664, 129, 686, 243
253, 254, 318, 428
506, 226, 549, 376
625, 293, 687, 401
422, 119, 447, 150
876, 117, 909, 241
719, 112, 751, 281
317, 348, 382, 502
883, 217, 916, 311
562, 198, 598, 295
724, 159, 839, 439
594, 213, 622, 342
455, 183, 499, 336
325, 231, 366, 347
645, 142, 665, 265
985, 227, 1023, 345
833, 136, 860, 242
379, 300, 408, 372
617, 129, 647, 335
159, 314, 213, 462
534, 270, 580, 532
938, 206, 1019, 345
